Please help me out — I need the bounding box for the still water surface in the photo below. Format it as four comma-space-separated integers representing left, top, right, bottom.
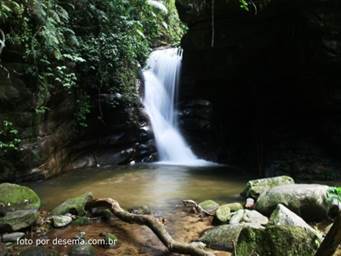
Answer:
29, 164, 247, 213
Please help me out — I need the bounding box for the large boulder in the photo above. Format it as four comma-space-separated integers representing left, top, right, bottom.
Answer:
51, 192, 93, 216
241, 176, 295, 198
0, 183, 40, 231
270, 204, 321, 236
235, 225, 321, 256
229, 209, 268, 226
256, 184, 331, 221
199, 223, 263, 251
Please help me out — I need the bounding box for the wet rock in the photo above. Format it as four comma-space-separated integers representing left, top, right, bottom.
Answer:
230, 209, 268, 226
214, 204, 231, 224
199, 223, 263, 251
256, 184, 331, 221
0, 183, 40, 231
2, 232, 25, 242
235, 225, 321, 256
270, 204, 320, 236
198, 200, 219, 215
51, 192, 93, 216
19, 247, 59, 256
51, 215, 72, 228
69, 242, 96, 256
241, 176, 295, 199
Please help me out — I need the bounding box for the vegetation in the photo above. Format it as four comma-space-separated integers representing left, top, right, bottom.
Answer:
0, 120, 21, 153
0, 0, 184, 130
327, 187, 341, 203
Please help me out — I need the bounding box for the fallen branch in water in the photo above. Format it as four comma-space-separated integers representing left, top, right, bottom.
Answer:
315, 206, 341, 256
86, 198, 214, 256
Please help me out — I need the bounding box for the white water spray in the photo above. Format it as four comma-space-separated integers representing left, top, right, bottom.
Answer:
143, 48, 208, 166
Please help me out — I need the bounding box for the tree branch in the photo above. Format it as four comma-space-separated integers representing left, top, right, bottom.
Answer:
86, 198, 214, 256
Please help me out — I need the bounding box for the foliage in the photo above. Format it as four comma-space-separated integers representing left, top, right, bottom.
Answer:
239, 0, 250, 11
0, 121, 21, 153
0, 0, 185, 129
327, 187, 341, 203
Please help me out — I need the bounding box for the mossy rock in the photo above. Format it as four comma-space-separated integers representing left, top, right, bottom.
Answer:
0, 183, 40, 231
241, 176, 295, 199
199, 223, 263, 251
224, 202, 243, 212
51, 192, 93, 216
214, 204, 231, 224
198, 200, 219, 215
104, 233, 118, 248
69, 242, 96, 256
235, 225, 321, 256
73, 216, 91, 226
256, 184, 330, 221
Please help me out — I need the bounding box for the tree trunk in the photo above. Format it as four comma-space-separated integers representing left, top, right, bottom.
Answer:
86, 198, 215, 256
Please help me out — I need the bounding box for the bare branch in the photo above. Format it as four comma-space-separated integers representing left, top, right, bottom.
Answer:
86, 198, 215, 256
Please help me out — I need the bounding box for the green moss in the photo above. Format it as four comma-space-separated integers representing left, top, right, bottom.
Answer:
215, 204, 231, 223
198, 200, 219, 214
51, 192, 93, 216
73, 216, 91, 226
0, 183, 40, 210
241, 176, 295, 198
236, 225, 321, 256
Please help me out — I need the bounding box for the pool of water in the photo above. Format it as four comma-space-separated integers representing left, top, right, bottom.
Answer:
28, 164, 248, 213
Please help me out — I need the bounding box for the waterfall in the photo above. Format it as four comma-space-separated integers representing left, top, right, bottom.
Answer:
142, 48, 208, 166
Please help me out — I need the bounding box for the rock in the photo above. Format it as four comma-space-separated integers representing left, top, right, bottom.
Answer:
2, 232, 25, 242
104, 233, 118, 248
19, 247, 59, 256
245, 198, 255, 209
51, 192, 93, 216
270, 204, 321, 236
199, 223, 263, 250
230, 209, 268, 226
69, 242, 96, 256
241, 176, 295, 199
235, 225, 322, 256
198, 200, 219, 215
224, 202, 243, 212
73, 216, 91, 226
256, 184, 331, 221
0, 183, 40, 231
51, 215, 72, 228
214, 204, 231, 224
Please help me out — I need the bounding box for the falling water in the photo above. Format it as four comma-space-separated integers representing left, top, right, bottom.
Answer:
143, 48, 208, 166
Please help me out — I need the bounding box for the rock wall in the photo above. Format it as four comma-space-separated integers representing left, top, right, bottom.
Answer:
176, 0, 341, 178
0, 52, 155, 182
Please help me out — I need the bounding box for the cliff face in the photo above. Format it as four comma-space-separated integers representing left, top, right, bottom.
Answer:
176, 0, 341, 178
0, 60, 154, 181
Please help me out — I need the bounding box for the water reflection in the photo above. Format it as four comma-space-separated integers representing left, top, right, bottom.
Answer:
28, 164, 247, 213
